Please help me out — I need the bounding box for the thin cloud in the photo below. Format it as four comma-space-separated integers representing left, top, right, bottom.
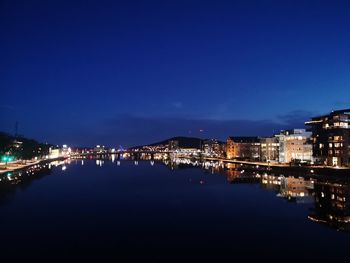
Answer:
172, 102, 184, 109
276, 110, 315, 127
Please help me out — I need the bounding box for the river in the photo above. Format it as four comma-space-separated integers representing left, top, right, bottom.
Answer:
0, 156, 349, 261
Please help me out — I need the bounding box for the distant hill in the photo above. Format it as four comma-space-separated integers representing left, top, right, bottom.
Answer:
138, 136, 224, 149
148, 136, 203, 149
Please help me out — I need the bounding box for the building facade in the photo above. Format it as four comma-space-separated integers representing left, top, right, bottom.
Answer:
276, 129, 313, 164
305, 109, 350, 167
260, 137, 279, 163
168, 140, 179, 151
226, 137, 261, 161
202, 139, 225, 157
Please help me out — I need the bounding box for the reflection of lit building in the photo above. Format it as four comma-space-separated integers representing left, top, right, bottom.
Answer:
305, 109, 350, 167
202, 139, 225, 157
309, 181, 350, 230
276, 129, 312, 164
280, 176, 313, 201
260, 137, 279, 162
226, 170, 260, 184
261, 174, 281, 191
226, 137, 261, 160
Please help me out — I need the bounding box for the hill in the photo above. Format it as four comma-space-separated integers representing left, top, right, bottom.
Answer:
0, 132, 52, 160
148, 136, 203, 149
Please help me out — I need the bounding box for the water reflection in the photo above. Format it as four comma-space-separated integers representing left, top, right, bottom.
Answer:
163, 157, 350, 231
0, 163, 53, 205
1, 155, 350, 232
309, 180, 350, 231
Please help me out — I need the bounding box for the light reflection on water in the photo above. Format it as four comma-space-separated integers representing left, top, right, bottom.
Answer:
1, 156, 350, 260
1, 155, 350, 232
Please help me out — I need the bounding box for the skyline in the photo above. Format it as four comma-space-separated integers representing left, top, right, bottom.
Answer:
1, 0, 350, 147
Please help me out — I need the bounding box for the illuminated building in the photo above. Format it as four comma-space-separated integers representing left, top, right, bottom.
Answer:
305, 109, 350, 167
260, 137, 279, 162
276, 129, 313, 164
168, 140, 179, 151
226, 137, 261, 160
94, 145, 105, 153
202, 139, 225, 157
49, 148, 60, 159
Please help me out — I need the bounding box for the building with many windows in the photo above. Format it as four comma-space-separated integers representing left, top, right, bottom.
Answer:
305, 109, 350, 167
168, 140, 179, 151
202, 139, 225, 157
276, 129, 313, 164
226, 137, 261, 161
260, 137, 279, 163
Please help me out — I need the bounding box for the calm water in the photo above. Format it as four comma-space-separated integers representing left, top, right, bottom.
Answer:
1, 157, 350, 261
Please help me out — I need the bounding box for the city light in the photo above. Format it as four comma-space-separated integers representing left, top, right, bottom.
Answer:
1, 155, 14, 163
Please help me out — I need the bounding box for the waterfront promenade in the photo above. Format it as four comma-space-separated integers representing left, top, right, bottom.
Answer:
0, 157, 66, 174
0, 160, 40, 174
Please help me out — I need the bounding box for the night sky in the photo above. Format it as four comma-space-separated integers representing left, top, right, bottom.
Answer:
1, 0, 350, 147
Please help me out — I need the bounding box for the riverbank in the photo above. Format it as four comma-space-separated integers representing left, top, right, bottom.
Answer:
55, 152, 350, 177
202, 156, 350, 177
0, 157, 67, 174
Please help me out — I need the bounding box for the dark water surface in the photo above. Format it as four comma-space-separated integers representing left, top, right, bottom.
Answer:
0, 158, 349, 261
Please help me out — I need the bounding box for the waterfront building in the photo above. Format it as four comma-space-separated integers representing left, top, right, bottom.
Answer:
49, 148, 60, 159
168, 140, 179, 151
276, 129, 313, 164
305, 109, 350, 167
226, 137, 261, 160
94, 145, 105, 153
202, 139, 225, 157
174, 148, 201, 156
260, 137, 279, 163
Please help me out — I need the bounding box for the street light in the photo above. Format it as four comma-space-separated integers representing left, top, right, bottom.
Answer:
1, 155, 14, 169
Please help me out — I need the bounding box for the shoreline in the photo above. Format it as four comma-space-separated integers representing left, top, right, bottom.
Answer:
2, 153, 349, 177
0, 157, 66, 174
201, 156, 350, 177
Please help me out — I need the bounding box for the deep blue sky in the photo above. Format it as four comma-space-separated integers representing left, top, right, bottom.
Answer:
1, 0, 350, 147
